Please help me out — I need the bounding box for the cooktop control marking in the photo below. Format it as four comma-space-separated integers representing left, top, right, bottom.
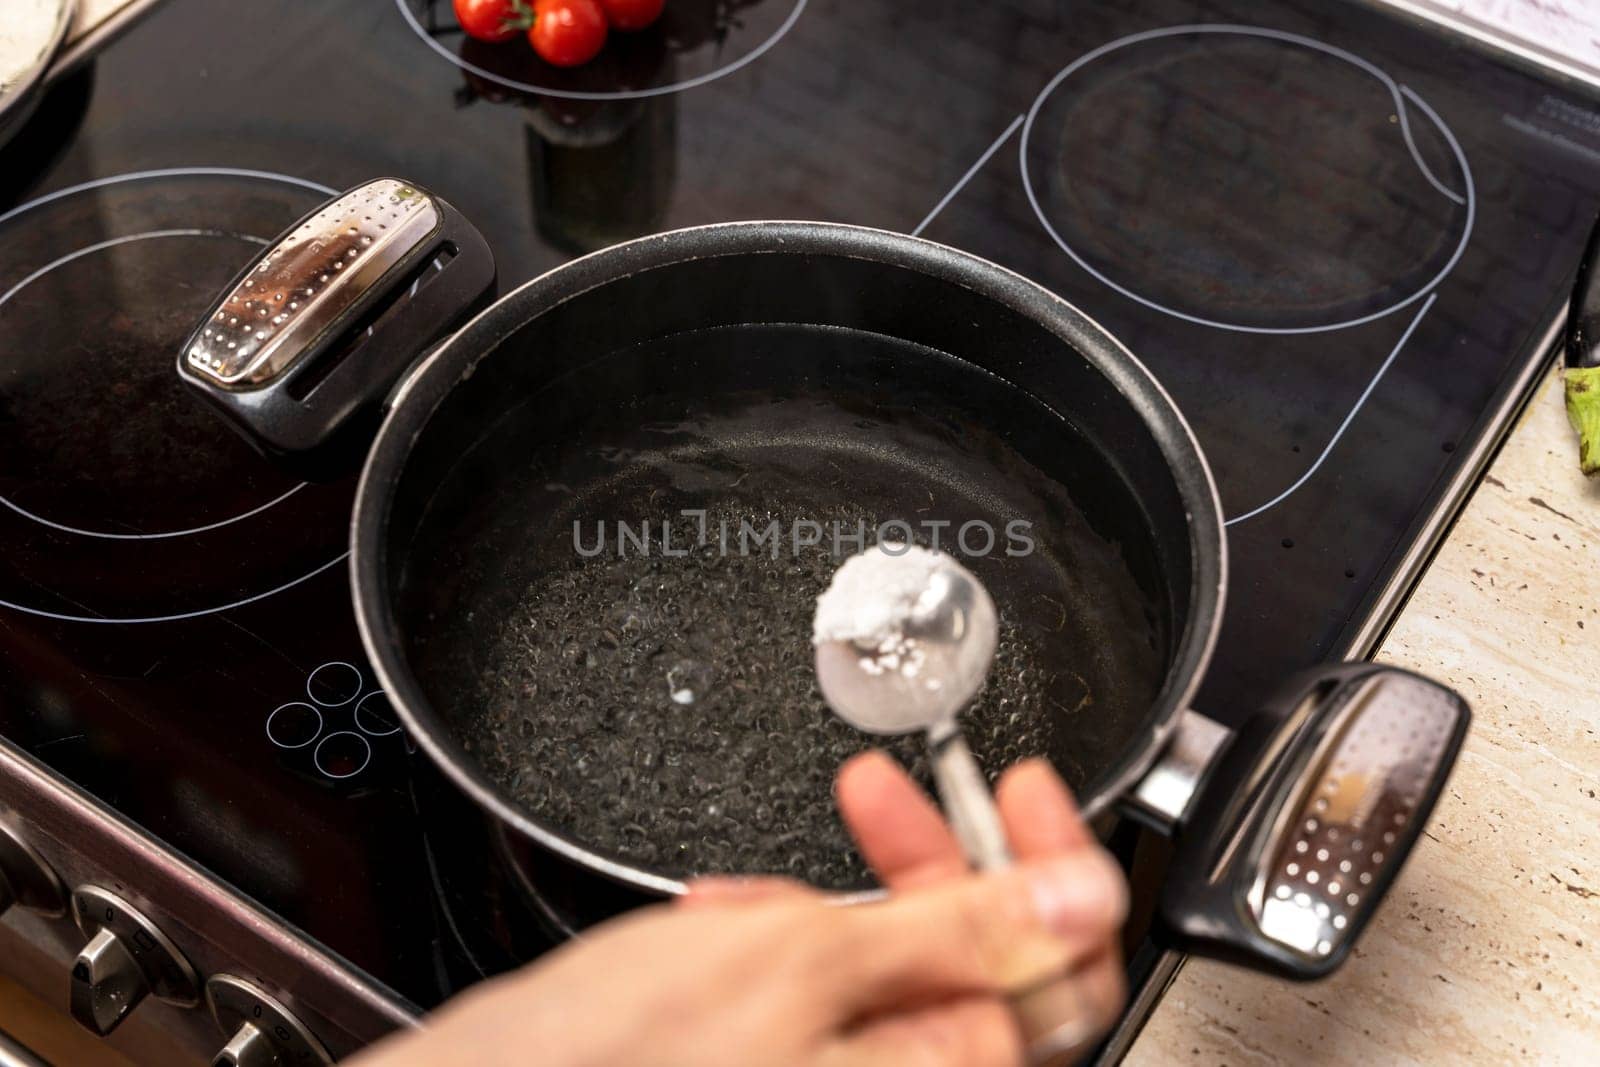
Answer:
266, 702, 324, 750
354, 692, 402, 737
267, 664, 396, 779
307, 661, 364, 707
313, 732, 373, 780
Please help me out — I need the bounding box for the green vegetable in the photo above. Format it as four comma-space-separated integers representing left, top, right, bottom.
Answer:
1566, 365, 1600, 477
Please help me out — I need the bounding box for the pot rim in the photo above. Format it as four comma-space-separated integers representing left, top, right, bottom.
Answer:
350, 219, 1228, 896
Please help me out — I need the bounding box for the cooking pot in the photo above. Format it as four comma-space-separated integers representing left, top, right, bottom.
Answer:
177, 178, 1468, 980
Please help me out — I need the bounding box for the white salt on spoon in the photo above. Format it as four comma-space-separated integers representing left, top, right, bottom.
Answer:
812, 543, 1009, 868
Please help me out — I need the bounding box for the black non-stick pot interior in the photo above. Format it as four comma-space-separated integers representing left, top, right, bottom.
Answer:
379, 238, 1201, 889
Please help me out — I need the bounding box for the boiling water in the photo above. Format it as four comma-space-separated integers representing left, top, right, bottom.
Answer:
459, 503, 1076, 889
407, 328, 1167, 890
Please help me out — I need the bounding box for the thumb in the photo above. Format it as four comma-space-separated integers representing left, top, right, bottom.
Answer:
825, 846, 1127, 1014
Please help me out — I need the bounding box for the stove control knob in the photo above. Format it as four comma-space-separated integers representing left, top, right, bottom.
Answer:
214, 1022, 282, 1067
69, 886, 199, 1035
206, 975, 332, 1067
0, 817, 66, 917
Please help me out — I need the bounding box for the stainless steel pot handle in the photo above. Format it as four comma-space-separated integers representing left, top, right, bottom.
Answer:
1123, 710, 1232, 829
176, 177, 495, 469
1126, 663, 1469, 979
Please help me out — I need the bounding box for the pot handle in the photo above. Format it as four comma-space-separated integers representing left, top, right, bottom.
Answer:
1136, 663, 1469, 979
176, 177, 495, 466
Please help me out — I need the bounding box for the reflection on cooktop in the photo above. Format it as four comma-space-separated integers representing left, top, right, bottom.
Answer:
1022, 25, 1473, 334
399, 0, 806, 100
2, 227, 289, 534
0, 169, 354, 623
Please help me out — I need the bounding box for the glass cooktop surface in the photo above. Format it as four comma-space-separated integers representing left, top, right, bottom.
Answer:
2, 0, 1598, 1047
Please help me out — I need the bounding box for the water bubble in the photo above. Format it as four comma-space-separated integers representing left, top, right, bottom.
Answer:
666, 659, 713, 706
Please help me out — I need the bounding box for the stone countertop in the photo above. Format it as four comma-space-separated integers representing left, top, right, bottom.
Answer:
1129, 363, 1600, 1065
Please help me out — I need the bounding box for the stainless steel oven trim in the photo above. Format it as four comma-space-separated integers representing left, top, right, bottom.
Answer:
44, 0, 166, 87
1360, 1, 1600, 96
0, 1027, 47, 1067
0, 739, 418, 1050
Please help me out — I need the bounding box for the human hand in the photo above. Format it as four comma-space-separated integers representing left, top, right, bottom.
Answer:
351, 755, 1126, 1067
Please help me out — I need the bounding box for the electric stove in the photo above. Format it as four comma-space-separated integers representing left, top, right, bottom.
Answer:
1, 0, 1597, 1062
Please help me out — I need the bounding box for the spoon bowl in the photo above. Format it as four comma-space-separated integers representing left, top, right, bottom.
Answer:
813, 547, 999, 736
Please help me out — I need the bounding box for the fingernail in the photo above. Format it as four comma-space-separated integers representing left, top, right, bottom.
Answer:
1027, 854, 1126, 937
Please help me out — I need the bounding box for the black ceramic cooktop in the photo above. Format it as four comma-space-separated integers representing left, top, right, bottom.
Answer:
2, 0, 1598, 1037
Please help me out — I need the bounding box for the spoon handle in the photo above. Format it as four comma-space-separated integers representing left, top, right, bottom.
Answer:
928, 726, 1012, 871
928, 727, 1096, 1065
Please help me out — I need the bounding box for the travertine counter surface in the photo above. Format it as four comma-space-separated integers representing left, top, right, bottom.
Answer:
1130, 364, 1600, 1065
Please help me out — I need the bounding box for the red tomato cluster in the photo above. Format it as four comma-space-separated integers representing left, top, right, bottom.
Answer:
452, 0, 667, 68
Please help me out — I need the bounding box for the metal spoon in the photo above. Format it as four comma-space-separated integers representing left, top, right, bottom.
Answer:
814, 545, 1093, 1064
813, 545, 1010, 869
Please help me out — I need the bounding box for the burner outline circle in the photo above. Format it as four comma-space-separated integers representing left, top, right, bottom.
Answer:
394, 0, 808, 101
306, 661, 364, 707
313, 731, 372, 779
0, 168, 339, 538
0, 551, 348, 625
354, 690, 402, 737
0, 230, 303, 538
267, 702, 324, 750
0, 169, 354, 626
1018, 23, 1476, 335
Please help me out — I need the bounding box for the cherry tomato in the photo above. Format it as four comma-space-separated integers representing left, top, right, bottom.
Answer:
529, 0, 609, 67
453, 0, 529, 43
597, 0, 665, 31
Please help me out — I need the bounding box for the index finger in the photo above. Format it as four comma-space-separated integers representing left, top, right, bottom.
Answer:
837, 750, 969, 890
995, 758, 1094, 859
